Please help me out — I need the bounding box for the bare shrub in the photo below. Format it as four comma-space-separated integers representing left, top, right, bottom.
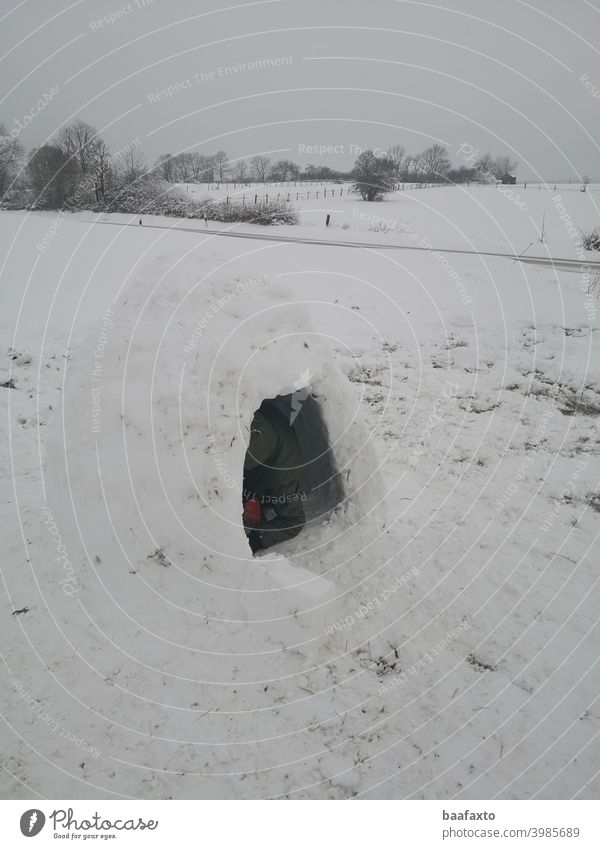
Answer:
582, 229, 600, 251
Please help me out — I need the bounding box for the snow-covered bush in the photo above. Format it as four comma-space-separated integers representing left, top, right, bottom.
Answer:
582, 228, 600, 251
199, 201, 297, 225
352, 150, 395, 201
94, 178, 201, 217
1, 166, 298, 224
89, 179, 297, 224
0, 182, 33, 209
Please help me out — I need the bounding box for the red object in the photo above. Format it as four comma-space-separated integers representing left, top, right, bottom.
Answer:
243, 497, 261, 527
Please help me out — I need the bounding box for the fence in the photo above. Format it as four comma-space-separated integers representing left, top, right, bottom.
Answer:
191, 181, 453, 207
206, 188, 348, 207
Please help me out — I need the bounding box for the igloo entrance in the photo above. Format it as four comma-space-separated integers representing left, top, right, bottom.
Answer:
47, 257, 389, 657
242, 390, 344, 554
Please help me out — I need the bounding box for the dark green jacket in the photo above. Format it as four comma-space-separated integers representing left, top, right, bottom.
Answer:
243, 403, 305, 548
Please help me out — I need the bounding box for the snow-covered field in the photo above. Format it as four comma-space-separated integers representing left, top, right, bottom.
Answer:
1, 186, 599, 799
181, 180, 600, 257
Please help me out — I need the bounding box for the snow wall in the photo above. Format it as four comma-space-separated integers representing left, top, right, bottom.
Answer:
45, 252, 388, 664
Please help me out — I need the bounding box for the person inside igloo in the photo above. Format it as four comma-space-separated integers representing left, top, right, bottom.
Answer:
242, 397, 307, 554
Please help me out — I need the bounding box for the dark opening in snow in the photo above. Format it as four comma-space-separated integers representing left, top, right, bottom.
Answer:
242, 391, 344, 553
281, 392, 345, 524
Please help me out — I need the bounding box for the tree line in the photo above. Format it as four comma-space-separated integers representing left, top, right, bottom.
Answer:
0, 118, 518, 210
0, 120, 147, 208
155, 145, 518, 189
351, 145, 518, 200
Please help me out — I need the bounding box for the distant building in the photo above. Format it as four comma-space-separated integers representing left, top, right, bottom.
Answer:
500, 173, 517, 184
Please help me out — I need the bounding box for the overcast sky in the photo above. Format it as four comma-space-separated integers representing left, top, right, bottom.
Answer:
2, 0, 599, 181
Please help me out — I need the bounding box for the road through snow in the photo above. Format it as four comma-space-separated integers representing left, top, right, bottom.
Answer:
87, 217, 600, 275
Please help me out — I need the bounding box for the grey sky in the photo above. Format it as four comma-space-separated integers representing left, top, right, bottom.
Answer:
1, 0, 599, 181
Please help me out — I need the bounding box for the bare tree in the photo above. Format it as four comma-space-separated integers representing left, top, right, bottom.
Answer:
0, 124, 24, 196
251, 155, 270, 182
96, 139, 110, 175
494, 155, 517, 181
233, 159, 248, 182
387, 144, 406, 185
168, 152, 197, 182
114, 145, 148, 186
159, 151, 215, 183
27, 144, 79, 207
58, 121, 103, 175
271, 159, 296, 181
447, 166, 477, 184
155, 153, 175, 182
402, 156, 418, 180
202, 155, 216, 182
94, 139, 111, 196
213, 150, 229, 181
474, 153, 496, 182
418, 144, 451, 182
190, 153, 211, 182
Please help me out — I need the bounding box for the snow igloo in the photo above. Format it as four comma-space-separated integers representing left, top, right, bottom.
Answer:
46, 251, 388, 656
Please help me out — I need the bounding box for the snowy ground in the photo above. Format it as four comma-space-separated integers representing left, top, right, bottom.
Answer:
180, 180, 600, 257
1, 187, 599, 799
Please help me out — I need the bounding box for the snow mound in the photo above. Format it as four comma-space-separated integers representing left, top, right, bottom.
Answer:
45, 251, 387, 666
